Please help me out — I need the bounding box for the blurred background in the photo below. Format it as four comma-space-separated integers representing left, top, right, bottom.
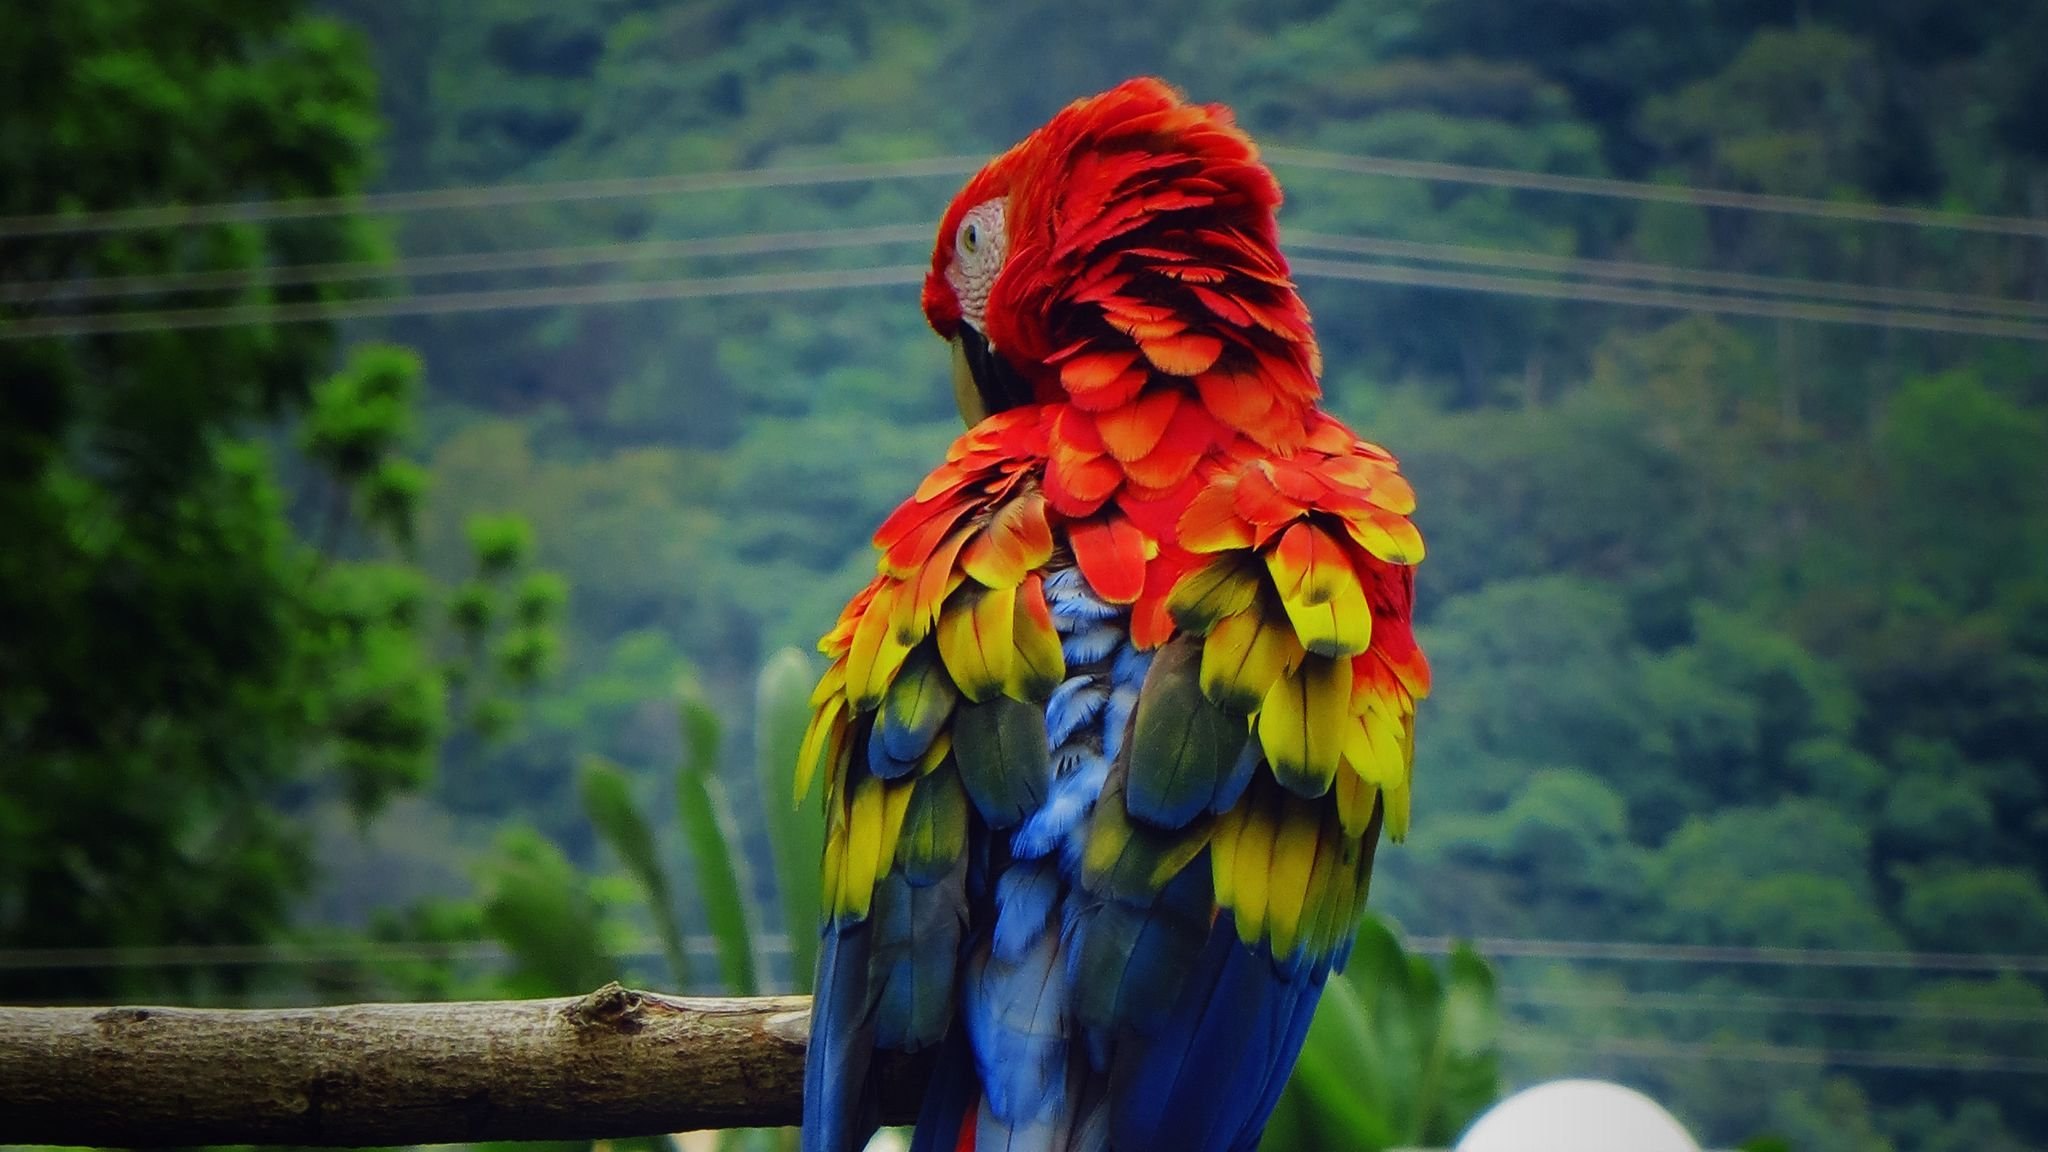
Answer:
4, 2, 2048, 1150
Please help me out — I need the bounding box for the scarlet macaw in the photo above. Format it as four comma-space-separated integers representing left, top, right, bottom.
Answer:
799, 77, 1429, 1152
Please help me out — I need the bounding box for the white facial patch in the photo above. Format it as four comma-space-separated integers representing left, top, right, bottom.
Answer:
945, 198, 1007, 337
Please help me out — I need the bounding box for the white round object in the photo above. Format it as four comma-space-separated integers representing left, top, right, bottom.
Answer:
1455, 1079, 1701, 1152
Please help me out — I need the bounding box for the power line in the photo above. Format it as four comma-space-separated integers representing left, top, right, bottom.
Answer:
1268, 147, 2048, 240
1407, 935, 2048, 974
0, 157, 981, 239
1288, 232, 2048, 322
15, 224, 2041, 329
12, 256, 2047, 343
1503, 987, 2044, 1024
1290, 258, 2048, 342
1, 224, 933, 304
7, 147, 2046, 241
1504, 1033, 2048, 1076
0, 264, 928, 340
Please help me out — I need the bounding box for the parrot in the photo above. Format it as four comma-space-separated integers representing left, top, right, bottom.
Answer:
798, 77, 1429, 1152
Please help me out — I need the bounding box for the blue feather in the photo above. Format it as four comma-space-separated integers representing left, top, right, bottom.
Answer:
992, 863, 1060, 961
969, 931, 1070, 1125
1211, 736, 1260, 814
803, 920, 878, 1152
1109, 915, 1325, 1152
1046, 676, 1109, 748
1234, 966, 1330, 1152
907, 1027, 978, 1152
1063, 625, 1123, 666
1111, 644, 1153, 692
871, 866, 967, 1050
1046, 568, 1119, 627
868, 718, 920, 780
1012, 752, 1108, 860
1100, 644, 1150, 762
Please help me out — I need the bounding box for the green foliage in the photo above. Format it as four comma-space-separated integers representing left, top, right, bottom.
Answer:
469, 514, 538, 578
300, 344, 423, 482
676, 689, 761, 996
478, 824, 617, 999
580, 757, 691, 986
756, 648, 825, 987
1265, 917, 1501, 1150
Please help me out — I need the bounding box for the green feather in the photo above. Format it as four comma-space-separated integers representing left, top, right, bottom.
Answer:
1083, 774, 1213, 902
1127, 636, 1251, 828
894, 756, 970, 885
951, 694, 1051, 828
879, 643, 957, 770
1167, 554, 1263, 631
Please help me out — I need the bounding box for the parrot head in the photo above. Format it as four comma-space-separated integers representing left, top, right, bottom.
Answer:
922, 77, 1322, 451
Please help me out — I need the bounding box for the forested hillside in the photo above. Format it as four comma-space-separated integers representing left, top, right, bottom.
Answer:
8, 2, 2047, 1149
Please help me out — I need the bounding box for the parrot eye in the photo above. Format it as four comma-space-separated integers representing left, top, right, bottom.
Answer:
945, 197, 1006, 333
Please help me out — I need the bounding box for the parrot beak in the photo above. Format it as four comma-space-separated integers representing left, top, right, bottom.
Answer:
951, 335, 990, 427
951, 325, 1034, 427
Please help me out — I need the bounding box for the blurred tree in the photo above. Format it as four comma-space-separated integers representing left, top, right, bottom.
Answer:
0, 2, 561, 1002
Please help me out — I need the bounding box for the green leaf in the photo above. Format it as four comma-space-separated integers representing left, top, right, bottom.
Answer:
479, 825, 615, 999
678, 693, 760, 995
754, 647, 823, 990
579, 757, 690, 989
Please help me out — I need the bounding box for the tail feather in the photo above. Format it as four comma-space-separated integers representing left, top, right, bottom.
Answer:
804, 921, 880, 1152
908, 1026, 981, 1152
1107, 914, 1326, 1152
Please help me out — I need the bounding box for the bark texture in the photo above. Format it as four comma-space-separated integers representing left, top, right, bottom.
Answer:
0, 985, 925, 1146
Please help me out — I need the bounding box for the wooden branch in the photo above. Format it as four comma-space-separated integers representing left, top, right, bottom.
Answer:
0, 985, 926, 1146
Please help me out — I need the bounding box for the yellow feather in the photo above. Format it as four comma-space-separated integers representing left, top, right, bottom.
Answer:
1385, 778, 1412, 842
1081, 800, 1132, 882
794, 695, 845, 804
936, 583, 1016, 703
877, 777, 915, 866
1201, 609, 1299, 713
1148, 824, 1213, 891
1265, 805, 1321, 957
821, 821, 844, 920
889, 572, 934, 648
1338, 507, 1426, 566
840, 774, 887, 919
1231, 796, 1275, 945
1265, 524, 1372, 658
1298, 819, 1344, 957
809, 660, 846, 708
1349, 702, 1406, 788
1258, 655, 1352, 795
1007, 580, 1065, 703
1209, 805, 1243, 909
846, 582, 911, 711
1167, 557, 1261, 631
1334, 769, 1380, 838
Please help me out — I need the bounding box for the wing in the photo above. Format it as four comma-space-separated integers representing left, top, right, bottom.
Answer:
1077, 413, 1431, 1152
798, 407, 1064, 1152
